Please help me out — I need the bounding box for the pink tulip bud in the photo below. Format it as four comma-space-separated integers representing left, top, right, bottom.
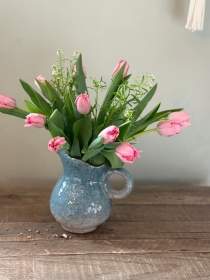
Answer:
115, 142, 140, 163
112, 60, 129, 78
169, 111, 191, 128
24, 113, 46, 128
0, 94, 16, 109
34, 75, 55, 90
73, 65, 86, 75
98, 125, 120, 144
157, 120, 183, 137
75, 93, 91, 115
48, 136, 67, 152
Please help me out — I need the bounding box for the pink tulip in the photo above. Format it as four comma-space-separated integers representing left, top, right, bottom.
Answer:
75, 93, 91, 115
169, 111, 191, 128
115, 142, 140, 163
24, 113, 46, 128
98, 125, 120, 144
112, 60, 129, 78
73, 65, 86, 75
34, 75, 55, 90
157, 120, 183, 137
48, 136, 67, 152
0, 94, 16, 109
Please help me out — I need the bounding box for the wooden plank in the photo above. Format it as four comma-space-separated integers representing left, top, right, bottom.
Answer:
2, 238, 210, 256
114, 190, 210, 205
0, 253, 210, 280
1, 221, 210, 241
1, 204, 210, 223
1, 185, 210, 205
109, 205, 210, 222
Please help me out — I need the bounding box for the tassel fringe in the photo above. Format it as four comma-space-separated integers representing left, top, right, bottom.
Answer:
185, 0, 205, 32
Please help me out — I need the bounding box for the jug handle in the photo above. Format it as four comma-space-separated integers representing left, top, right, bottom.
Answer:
101, 168, 133, 199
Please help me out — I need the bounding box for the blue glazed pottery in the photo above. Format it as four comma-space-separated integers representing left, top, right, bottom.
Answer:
50, 151, 133, 233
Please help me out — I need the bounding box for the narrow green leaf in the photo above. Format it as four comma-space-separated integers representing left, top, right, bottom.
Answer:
62, 106, 74, 144
131, 83, 158, 123
70, 137, 81, 158
88, 153, 105, 166
23, 100, 44, 114
48, 121, 66, 138
49, 109, 64, 130
0, 107, 29, 119
74, 54, 88, 94
34, 79, 50, 100
65, 92, 82, 122
45, 81, 63, 105
82, 146, 105, 162
88, 136, 103, 149
105, 142, 122, 149
96, 63, 127, 125
154, 108, 183, 119
73, 115, 92, 149
105, 108, 125, 127
127, 111, 169, 139
118, 121, 131, 141
19, 79, 52, 116
126, 103, 160, 138
101, 150, 124, 168
52, 99, 63, 113
60, 142, 70, 152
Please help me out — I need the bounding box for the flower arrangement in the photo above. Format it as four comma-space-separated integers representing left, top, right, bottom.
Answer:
0, 50, 190, 168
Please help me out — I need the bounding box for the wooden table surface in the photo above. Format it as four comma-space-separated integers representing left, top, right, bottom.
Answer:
1, 184, 210, 279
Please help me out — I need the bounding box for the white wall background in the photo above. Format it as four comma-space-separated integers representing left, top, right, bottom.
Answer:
0, 0, 209, 186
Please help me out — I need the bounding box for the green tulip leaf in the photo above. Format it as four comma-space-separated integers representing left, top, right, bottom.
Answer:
101, 150, 124, 168
45, 81, 63, 105
73, 115, 92, 149
48, 120, 66, 139
118, 121, 131, 141
126, 103, 161, 138
49, 109, 64, 131
70, 137, 81, 158
19, 79, 52, 117
96, 62, 127, 126
60, 142, 70, 152
88, 136, 104, 150
131, 83, 157, 123
82, 146, 105, 162
74, 54, 88, 94
52, 99, 63, 114
0, 107, 29, 119
24, 100, 44, 115
88, 153, 105, 166
62, 106, 74, 144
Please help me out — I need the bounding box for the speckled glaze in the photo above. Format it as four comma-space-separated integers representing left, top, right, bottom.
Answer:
50, 151, 133, 233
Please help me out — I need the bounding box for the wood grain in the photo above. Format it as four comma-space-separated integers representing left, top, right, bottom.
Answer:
0, 253, 210, 280
1, 184, 210, 279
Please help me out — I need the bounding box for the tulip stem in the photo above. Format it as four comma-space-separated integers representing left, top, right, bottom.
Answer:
127, 128, 157, 141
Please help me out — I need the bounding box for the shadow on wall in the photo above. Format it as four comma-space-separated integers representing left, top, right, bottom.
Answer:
169, 0, 189, 21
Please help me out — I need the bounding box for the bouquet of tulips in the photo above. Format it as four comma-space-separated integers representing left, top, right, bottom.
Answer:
0, 50, 190, 167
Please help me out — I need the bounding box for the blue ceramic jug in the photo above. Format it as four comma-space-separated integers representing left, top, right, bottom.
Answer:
50, 151, 133, 233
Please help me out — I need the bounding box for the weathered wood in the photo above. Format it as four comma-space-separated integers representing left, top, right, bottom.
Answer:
1, 253, 210, 280
1, 185, 210, 205
2, 238, 210, 256
1, 221, 210, 241
1, 185, 210, 279
1, 203, 210, 222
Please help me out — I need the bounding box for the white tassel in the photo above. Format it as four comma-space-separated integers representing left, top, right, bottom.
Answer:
185, 0, 206, 32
